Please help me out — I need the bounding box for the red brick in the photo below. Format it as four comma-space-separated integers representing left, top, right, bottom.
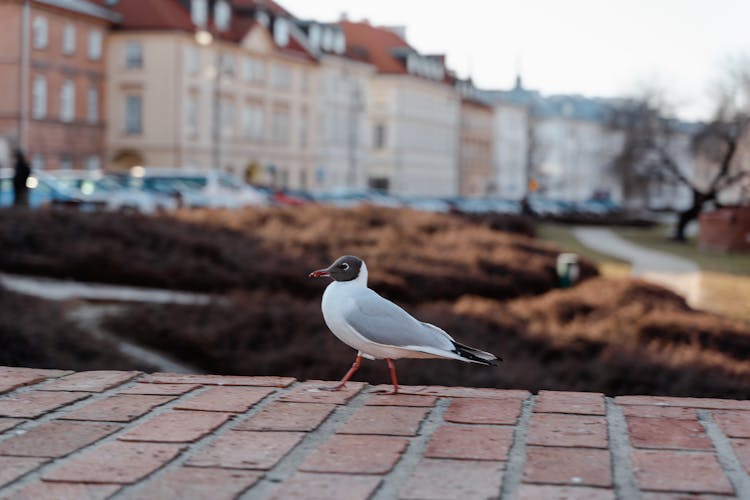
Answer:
0, 391, 89, 418
174, 386, 274, 413
371, 384, 530, 400
631, 449, 733, 494
270, 472, 381, 500
118, 383, 200, 396
640, 494, 726, 500
523, 446, 612, 487
444, 397, 523, 425
399, 458, 504, 499
626, 416, 712, 450
527, 414, 607, 448
58, 394, 174, 422
234, 402, 334, 432
337, 406, 429, 436
0, 373, 47, 395
0, 420, 120, 457
0, 417, 24, 433
0, 367, 72, 379
141, 373, 295, 387
366, 394, 437, 407
278, 381, 365, 404
730, 438, 750, 474
118, 410, 232, 443
42, 371, 140, 392
0, 456, 47, 487
7, 481, 120, 500
43, 441, 184, 484
425, 425, 514, 461
185, 430, 303, 470
536, 391, 605, 415
300, 434, 408, 474
713, 411, 750, 438
517, 484, 615, 500
619, 405, 698, 420
615, 395, 750, 410
123, 467, 261, 500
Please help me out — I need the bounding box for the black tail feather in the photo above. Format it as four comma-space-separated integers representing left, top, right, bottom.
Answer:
453, 342, 501, 366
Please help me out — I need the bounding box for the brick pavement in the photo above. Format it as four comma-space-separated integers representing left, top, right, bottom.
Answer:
0, 366, 749, 499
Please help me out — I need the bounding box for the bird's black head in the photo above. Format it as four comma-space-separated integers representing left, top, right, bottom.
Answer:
308, 255, 363, 282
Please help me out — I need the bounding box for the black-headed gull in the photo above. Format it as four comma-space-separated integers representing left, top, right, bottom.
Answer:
309, 255, 500, 394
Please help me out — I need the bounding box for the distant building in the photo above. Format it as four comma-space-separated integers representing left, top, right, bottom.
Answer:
0, 0, 119, 170
484, 76, 695, 209
106, 0, 319, 189
339, 21, 460, 196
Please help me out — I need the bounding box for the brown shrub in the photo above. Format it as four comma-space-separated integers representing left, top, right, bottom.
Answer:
0, 286, 153, 371
103, 277, 750, 398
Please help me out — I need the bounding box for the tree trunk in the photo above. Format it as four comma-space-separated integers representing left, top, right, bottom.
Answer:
672, 191, 712, 242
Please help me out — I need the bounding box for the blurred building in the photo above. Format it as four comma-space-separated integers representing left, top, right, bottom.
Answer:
0, 0, 119, 170
339, 21, 460, 197
484, 76, 695, 209
106, 0, 319, 189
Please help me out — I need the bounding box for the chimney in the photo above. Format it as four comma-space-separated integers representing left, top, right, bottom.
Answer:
339, 11, 348, 22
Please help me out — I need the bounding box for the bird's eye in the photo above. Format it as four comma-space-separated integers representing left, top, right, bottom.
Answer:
339, 263, 350, 270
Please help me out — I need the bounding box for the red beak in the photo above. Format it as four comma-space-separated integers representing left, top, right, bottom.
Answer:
309, 268, 330, 278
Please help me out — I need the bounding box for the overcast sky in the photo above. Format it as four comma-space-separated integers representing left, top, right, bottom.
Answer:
281, 0, 750, 121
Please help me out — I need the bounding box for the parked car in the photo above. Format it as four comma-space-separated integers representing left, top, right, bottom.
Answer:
123, 167, 269, 209
0, 168, 97, 209
43, 170, 175, 213
402, 197, 452, 213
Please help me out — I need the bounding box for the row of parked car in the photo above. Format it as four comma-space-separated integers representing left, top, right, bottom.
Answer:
0, 166, 620, 217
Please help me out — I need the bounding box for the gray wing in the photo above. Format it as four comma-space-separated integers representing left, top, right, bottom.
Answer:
343, 289, 455, 351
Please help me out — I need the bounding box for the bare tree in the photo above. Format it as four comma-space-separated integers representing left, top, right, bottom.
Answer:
610, 58, 750, 241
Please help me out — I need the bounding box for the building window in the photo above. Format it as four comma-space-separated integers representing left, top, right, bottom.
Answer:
214, 0, 231, 31
373, 123, 386, 149
60, 156, 73, 170
125, 95, 143, 134
62, 24, 76, 55
186, 94, 198, 137
270, 63, 291, 89
221, 54, 235, 78
60, 80, 75, 123
271, 105, 290, 144
186, 46, 199, 75
242, 56, 264, 83
242, 103, 264, 140
300, 70, 308, 93
87, 30, 102, 60
86, 155, 101, 171
124, 41, 143, 68
33, 17, 48, 49
191, 0, 207, 27
221, 98, 235, 137
32, 76, 47, 119
87, 87, 99, 124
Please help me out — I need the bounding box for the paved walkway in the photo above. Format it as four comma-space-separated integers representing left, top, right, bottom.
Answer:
0, 273, 213, 305
573, 227, 702, 306
1, 366, 750, 499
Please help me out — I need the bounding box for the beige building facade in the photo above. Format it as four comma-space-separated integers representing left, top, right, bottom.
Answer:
458, 98, 493, 196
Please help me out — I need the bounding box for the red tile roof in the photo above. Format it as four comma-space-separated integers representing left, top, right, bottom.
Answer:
339, 21, 412, 74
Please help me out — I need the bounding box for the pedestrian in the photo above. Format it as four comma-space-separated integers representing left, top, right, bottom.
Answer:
12, 149, 31, 207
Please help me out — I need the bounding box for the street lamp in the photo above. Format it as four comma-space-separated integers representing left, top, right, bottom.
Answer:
194, 0, 230, 173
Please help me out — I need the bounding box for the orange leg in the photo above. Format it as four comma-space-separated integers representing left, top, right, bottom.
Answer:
321, 354, 362, 391
386, 358, 399, 395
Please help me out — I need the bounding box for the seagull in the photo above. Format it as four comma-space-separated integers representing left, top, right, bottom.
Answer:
309, 255, 500, 394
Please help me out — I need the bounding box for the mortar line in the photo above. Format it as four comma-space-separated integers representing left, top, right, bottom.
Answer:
605, 397, 641, 500
111, 380, 303, 499
697, 409, 750, 498
0, 372, 169, 496
498, 393, 535, 500
242, 385, 373, 500
369, 396, 451, 500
